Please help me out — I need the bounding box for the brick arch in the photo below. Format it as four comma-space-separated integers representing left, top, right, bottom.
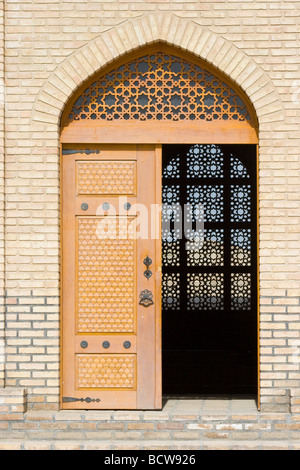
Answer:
31, 13, 283, 128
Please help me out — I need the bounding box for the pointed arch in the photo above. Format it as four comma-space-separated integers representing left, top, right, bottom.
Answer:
62, 48, 255, 125
59, 43, 260, 144
31, 13, 283, 132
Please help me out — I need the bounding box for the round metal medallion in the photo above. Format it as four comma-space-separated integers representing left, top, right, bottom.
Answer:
102, 203, 110, 211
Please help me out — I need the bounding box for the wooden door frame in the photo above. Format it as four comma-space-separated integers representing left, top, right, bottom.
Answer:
60, 124, 260, 409
61, 121, 258, 146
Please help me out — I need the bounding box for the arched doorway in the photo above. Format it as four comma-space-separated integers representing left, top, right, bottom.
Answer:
60, 45, 259, 410
161, 143, 257, 396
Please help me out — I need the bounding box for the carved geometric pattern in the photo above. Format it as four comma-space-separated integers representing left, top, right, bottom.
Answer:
187, 145, 224, 179
162, 185, 182, 240
163, 156, 180, 178
230, 185, 251, 222
76, 354, 136, 389
187, 229, 224, 266
162, 184, 180, 206
162, 273, 180, 310
162, 239, 180, 267
77, 161, 136, 195
231, 273, 251, 310
187, 184, 224, 223
77, 217, 135, 333
230, 156, 250, 178
185, 202, 205, 247
187, 272, 224, 311
67, 53, 251, 123
231, 229, 251, 266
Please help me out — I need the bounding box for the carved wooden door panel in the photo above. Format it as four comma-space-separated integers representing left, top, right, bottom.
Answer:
61, 145, 162, 409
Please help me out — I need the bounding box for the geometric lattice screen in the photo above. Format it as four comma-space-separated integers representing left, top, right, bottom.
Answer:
66, 52, 252, 123
162, 144, 257, 313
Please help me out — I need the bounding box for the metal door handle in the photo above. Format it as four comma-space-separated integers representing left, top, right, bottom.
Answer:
143, 256, 152, 280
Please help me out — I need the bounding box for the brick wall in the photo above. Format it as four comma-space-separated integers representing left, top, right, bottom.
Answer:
0, 0, 4, 388
260, 292, 300, 411
1, 1, 300, 412
5, 292, 59, 409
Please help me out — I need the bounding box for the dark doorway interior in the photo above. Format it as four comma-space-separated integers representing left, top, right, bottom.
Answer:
162, 144, 258, 395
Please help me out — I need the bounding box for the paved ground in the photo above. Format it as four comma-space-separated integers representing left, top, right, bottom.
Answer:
1, 396, 300, 450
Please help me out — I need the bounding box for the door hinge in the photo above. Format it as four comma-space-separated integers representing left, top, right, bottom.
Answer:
62, 397, 101, 404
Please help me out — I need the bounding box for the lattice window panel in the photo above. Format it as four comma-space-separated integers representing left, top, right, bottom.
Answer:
231, 273, 252, 311
162, 184, 180, 206
162, 273, 180, 311
187, 145, 224, 179
67, 53, 251, 123
231, 229, 251, 266
162, 239, 180, 267
163, 156, 180, 179
230, 156, 250, 179
162, 184, 182, 241
230, 185, 251, 222
162, 144, 256, 315
187, 229, 224, 267
187, 184, 224, 223
187, 273, 224, 311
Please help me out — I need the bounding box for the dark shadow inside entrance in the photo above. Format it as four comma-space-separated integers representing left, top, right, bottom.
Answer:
161, 144, 258, 396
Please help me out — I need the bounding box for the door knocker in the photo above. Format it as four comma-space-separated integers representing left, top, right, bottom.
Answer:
139, 289, 154, 308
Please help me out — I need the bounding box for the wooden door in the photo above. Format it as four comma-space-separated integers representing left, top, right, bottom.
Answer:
61, 144, 162, 410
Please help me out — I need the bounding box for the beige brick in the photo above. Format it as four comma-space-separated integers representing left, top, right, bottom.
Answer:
179, 23, 197, 51
126, 422, 154, 430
